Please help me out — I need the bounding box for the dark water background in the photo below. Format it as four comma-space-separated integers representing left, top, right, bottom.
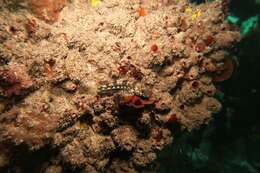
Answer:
159, 0, 260, 173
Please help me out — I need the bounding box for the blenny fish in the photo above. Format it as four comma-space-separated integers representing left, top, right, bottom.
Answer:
97, 81, 149, 99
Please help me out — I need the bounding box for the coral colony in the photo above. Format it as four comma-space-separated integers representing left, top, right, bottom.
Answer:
0, 0, 239, 172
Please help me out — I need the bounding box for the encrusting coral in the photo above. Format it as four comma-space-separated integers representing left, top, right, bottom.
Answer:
0, 0, 240, 172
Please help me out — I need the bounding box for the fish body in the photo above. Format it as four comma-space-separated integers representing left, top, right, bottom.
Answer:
98, 82, 149, 99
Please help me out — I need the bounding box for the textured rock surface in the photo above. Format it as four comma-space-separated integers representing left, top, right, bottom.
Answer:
0, 0, 239, 172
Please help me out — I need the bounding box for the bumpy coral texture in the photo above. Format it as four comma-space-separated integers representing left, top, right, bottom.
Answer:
0, 0, 239, 172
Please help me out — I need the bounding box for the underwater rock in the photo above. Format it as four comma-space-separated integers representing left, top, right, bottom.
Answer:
0, 63, 33, 97
0, 0, 240, 172
44, 165, 63, 173
111, 125, 138, 152
28, 0, 67, 24
60, 126, 115, 171
107, 159, 139, 173
132, 140, 157, 168
61, 80, 77, 92
136, 113, 152, 132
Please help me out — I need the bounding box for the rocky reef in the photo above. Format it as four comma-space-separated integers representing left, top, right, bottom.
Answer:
0, 0, 240, 172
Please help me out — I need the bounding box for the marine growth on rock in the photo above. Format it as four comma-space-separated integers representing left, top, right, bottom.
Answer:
0, 0, 240, 172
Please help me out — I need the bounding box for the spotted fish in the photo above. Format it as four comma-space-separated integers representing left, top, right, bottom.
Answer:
98, 82, 149, 99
